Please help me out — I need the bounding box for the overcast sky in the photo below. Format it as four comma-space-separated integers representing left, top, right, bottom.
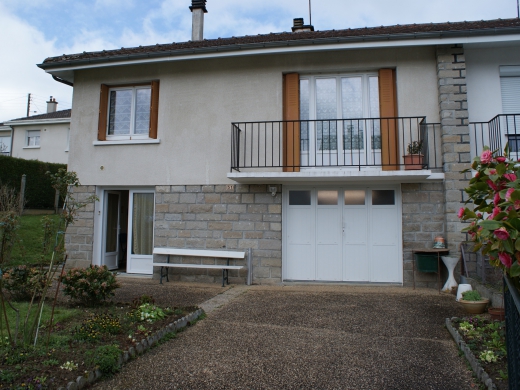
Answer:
0, 0, 518, 122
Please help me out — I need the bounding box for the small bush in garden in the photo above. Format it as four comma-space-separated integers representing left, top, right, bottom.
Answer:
73, 313, 122, 342
131, 294, 155, 309
461, 290, 482, 301
87, 344, 121, 375
1, 265, 51, 300
61, 265, 120, 305
128, 303, 171, 323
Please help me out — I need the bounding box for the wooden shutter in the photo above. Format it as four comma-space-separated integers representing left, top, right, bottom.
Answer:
97, 84, 109, 141
283, 73, 300, 172
379, 69, 399, 171
149, 80, 160, 139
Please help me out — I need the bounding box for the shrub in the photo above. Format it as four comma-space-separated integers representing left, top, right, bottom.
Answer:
87, 345, 121, 375
1, 265, 51, 300
128, 303, 169, 323
61, 265, 120, 305
73, 313, 122, 342
462, 290, 482, 301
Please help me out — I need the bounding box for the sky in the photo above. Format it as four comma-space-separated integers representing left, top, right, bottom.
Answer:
0, 0, 518, 122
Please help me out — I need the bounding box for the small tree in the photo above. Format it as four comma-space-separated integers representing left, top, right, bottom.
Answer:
458, 146, 520, 286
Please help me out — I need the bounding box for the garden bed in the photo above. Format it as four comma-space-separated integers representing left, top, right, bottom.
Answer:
448, 316, 508, 390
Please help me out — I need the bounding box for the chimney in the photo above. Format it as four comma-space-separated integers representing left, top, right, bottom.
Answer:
292, 18, 314, 33
46, 96, 58, 113
190, 0, 207, 41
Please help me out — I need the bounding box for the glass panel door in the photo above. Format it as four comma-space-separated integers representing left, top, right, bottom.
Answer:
127, 190, 154, 274
316, 78, 338, 166
102, 191, 120, 270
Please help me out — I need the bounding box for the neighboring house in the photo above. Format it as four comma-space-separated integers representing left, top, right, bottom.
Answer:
37, 1, 520, 286
2, 98, 71, 164
0, 123, 12, 156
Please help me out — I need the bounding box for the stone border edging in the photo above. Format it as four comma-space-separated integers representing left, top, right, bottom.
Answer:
57, 308, 205, 390
445, 317, 497, 390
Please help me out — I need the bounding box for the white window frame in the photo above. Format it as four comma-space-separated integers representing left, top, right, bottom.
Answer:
65, 128, 70, 152
106, 85, 151, 141
0, 136, 11, 155
25, 130, 40, 148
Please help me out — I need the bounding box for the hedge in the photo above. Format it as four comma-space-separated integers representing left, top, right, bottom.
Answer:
0, 155, 67, 209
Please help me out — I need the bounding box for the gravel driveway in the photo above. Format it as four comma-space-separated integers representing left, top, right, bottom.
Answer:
94, 284, 478, 390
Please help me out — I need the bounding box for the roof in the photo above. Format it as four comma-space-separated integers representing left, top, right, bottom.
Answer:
9, 109, 71, 122
39, 18, 520, 69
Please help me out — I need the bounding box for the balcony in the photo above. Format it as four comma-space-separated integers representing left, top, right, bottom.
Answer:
229, 117, 442, 183
470, 114, 520, 157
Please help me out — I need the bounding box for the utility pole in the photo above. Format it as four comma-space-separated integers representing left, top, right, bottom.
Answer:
26, 93, 31, 117
309, 0, 312, 26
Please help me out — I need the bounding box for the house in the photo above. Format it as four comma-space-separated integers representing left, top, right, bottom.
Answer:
2, 98, 71, 164
37, 1, 520, 286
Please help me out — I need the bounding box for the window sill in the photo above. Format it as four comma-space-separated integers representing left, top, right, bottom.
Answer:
23, 146, 40, 149
92, 139, 161, 146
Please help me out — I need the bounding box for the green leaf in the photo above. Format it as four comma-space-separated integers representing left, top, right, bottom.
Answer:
496, 163, 507, 175
506, 218, 520, 231
503, 239, 513, 253
479, 220, 503, 230
510, 261, 520, 277
494, 212, 508, 221
511, 190, 520, 201
515, 239, 520, 252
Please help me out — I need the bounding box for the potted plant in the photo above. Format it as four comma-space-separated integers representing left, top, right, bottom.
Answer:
459, 290, 489, 314
403, 140, 424, 170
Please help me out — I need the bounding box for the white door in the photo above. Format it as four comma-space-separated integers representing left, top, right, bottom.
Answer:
285, 190, 315, 280
284, 187, 401, 283
102, 191, 120, 270
127, 190, 155, 274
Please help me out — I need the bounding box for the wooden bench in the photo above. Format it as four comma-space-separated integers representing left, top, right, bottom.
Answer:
152, 248, 246, 287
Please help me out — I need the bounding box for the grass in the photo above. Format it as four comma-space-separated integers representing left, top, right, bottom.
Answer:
8, 214, 61, 266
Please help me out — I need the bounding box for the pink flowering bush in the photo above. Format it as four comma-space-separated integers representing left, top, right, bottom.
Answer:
458, 146, 520, 283
61, 265, 120, 305
1, 265, 51, 300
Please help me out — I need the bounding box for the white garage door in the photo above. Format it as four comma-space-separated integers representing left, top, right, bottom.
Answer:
284, 187, 401, 283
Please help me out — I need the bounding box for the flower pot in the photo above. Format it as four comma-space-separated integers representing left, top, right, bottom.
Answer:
459, 298, 489, 314
403, 154, 424, 170
488, 307, 505, 321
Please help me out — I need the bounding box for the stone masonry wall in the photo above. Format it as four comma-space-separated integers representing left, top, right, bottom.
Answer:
402, 182, 447, 288
154, 184, 282, 284
436, 45, 472, 254
64, 185, 96, 269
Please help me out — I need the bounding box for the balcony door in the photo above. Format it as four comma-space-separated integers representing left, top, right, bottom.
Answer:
300, 74, 381, 168
127, 190, 155, 274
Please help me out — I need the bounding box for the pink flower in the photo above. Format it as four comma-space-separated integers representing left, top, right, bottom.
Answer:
494, 192, 501, 205
504, 173, 517, 181
515, 200, 520, 210
487, 180, 499, 191
499, 252, 513, 268
506, 188, 515, 201
489, 169, 497, 175
496, 156, 506, 163
489, 206, 501, 219
477, 213, 482, 218
457, 207, 465, 219
494, 227, 509, 240
481, 150, 493, 164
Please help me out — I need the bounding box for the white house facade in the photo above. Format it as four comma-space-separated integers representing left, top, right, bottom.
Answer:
37, 2, 520, 286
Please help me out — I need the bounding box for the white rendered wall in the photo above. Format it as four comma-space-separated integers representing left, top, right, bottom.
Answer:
11, 123, 69, 164
68, 46, 439, 186
466, 43, 520, 122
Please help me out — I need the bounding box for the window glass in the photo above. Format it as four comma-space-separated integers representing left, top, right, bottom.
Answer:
135, 88, 151, 134
372, 190, 395, 205
26, 130, 40, 147
0, 136, 10, 154
318, 190, 338, 205
369, 76, 381, 149
289, 190, 311, 205
108, 89, 132, 135
316, 78, 337, 151
344, 190, 365, 205
342, 77, 363, 150
508, 135, 520, 153
300, 79, 309, 152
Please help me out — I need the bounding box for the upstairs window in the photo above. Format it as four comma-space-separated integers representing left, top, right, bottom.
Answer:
26, 130, 40, 147
98, 81, 159, 141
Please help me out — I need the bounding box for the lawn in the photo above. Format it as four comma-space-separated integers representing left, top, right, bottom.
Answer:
8, 214, 61, 266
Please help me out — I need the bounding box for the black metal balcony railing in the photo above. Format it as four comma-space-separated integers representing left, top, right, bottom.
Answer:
470, 114, 520, 157
231, 117, 441, 171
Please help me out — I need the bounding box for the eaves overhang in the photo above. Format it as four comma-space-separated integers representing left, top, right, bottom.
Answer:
5, 118, 71, 126
38, 27, 520, 84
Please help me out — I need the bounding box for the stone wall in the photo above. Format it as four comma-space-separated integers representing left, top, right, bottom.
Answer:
436, 44, 472, 254
402, 182, 446, 288
64, 185, 96, 269
154, 184, 282, 284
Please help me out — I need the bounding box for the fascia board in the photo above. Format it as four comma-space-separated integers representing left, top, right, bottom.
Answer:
40, 33, 520, 75
5, 118, 71, 126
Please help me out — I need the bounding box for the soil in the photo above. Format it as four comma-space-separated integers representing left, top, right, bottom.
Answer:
0, 278, 226, 390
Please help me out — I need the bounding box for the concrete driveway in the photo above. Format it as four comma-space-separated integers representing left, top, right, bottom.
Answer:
94, 285, 478, 390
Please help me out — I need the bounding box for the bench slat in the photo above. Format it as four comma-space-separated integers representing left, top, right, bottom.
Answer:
153, 248, 245, 259
152, 263, 243, 270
